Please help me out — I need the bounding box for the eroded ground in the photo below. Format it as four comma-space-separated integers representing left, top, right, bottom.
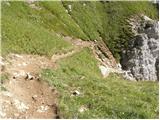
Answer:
0, 54, 59, 119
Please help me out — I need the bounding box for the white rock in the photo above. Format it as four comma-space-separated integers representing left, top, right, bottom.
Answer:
25, 73, 34, 80
65, 9, 68, 13
116, 63, 122, 70
143, 15, 153, 21
13, 72, 18, 76
32, 95, 38, 101
80, 76, 85, 80
13, 71, 26, 78
1, 91, 13, 97
13, 99, 29, 112
0, 111, 6, 118
68, 5, 72, 11
19, 71, 25, 76
83, 3, 86, 6
32, 95, 38, 98
37, 106, 49, 113
99, 65, 109, 76
122, 70, 135, 81
72, 90, 80, 96
79, 105, 87, 113
14, 54, 23, 58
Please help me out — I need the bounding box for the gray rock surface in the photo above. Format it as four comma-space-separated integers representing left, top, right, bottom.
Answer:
121, 16, 159, 81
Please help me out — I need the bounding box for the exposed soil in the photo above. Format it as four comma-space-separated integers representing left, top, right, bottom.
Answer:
0, 38, 93, 119
0, 54, 58, 119
0, 37, 118, 119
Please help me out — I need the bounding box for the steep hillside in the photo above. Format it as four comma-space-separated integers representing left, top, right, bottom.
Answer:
0, 1, 159, 119
1, 1, 158, 60
62, 1, 158, 60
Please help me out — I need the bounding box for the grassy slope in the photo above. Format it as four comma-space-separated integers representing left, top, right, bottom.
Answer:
1, 1, 73, 56
38, 1, 88, 40
42, 48, 158, 119
62, 1, 104, 40
1, 1, 159, 119
63, 1, 158, 60
1, 1, 158, 59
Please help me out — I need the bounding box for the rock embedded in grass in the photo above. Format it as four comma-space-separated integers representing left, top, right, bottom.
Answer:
72, 90, 80, 96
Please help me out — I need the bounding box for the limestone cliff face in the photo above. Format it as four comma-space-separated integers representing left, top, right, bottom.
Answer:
121, 16, 159, 81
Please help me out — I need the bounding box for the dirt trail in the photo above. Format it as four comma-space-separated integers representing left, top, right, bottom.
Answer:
0, 37, 92, 119
52, 36, 93, 62
0, 36, 119, 118
0, 54, 58, 119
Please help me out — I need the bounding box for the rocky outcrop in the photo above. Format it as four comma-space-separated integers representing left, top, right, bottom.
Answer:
121, 15, 159, 81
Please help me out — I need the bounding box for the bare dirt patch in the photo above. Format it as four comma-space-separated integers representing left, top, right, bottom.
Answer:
0, 54, 59, 119
0, 38, 92, 119
0, 37, 120, 118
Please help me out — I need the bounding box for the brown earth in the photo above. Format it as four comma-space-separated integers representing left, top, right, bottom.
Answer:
0, 38, 93, 119
0, 37, 117, 119
0, 54, 59, 119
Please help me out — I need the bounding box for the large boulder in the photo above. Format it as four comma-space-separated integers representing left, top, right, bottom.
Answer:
121, 16, 159, 81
